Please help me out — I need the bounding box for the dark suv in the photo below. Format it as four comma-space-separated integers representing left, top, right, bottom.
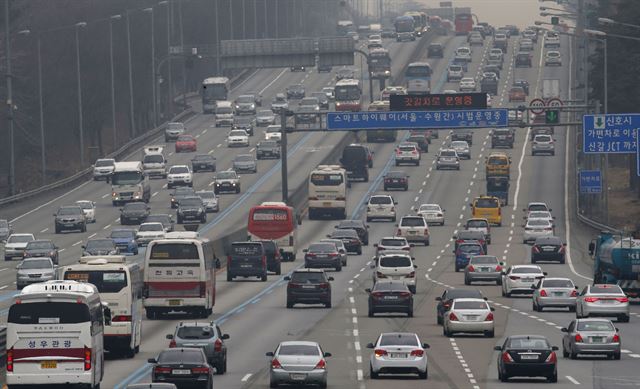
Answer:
335, 220, 369, 245
427, 43, 444, 58
177, 196, 206, 224
54, 205, 87, 233
255, 240, 282, 274
120, 202, 150, 225
491, 128, 515, 148
285, 269, 334, 308
148, 348, 214, 389
340, 144, 370, 182
166, 321, 230, 375
227, 241, 267, 282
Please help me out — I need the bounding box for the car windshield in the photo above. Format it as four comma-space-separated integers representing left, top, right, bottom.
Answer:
577, 321, 614, 331
454, 301, 488, 310
9, 235, 33, 243
380, 238, 405, 246
400, 217, 425, 227
369, 196, 392, 205
26, 241, 53, 249
146, 215, 170, 224
125, 203, 147, 211
139, 224, 163, 232
529, 204, 548, 211
278, 345, 319, 356
331, 230, 357, 238
291, 272, 326, 283
289, 85, 303, 91
177, 135, 193, 142
237, 96, 253, 103
386, 172, 406, 179
95, 159, 114, 167
57, 207, 81, 216
86, 240, 115, 249
157, 349, 205, 364
192, 155, 212, 162
229, 130, 246, 137
590, 285, 623, 294
379, 334, 418, 347
419, 205, 440, 212
300, 98, 318, 106
169, 166, 189, 174
399, 145, 416, 152
451, 141, 468, 148
536, 135, 552, 142
512, 267, 542, 274
111, 230, 134, 239
445, 290, 482, 300
180, 198, 202, 207
470, 256, 498, 264
235, 155, 253, 162
257, 110, 272, 116
144, 154, 164, 163
459, 231, 482, 239
267, 127, 281, 133
168, 123, 184, 130
260, 141, 277, 148
440, 151, 457, 157
467, 220, 488, 228
217, 172, 237, 180
174, 188, 195, 196
542, 279, 573, 288
308, 243, 337, 253
20, 259, 53, 269
475, 198, 499, 208
459, 245, 482, 253
380, 256, 411, 267
508, 337, 549, 349
177, 326, 216, 339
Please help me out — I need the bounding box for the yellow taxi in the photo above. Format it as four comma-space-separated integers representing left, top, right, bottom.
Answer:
485, 152, 511, 178
470, 196, 502, 226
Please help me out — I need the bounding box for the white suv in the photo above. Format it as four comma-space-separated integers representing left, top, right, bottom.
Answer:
366, 195, 397, 222
395, 143, 421, 166
532, 134, 555, 156
166, 165, 193, 189
265, 125, 282, 142
396, 216, 430, 246
371, 252, 418, 293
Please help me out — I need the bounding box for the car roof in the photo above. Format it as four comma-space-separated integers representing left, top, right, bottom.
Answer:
452, 298, 488, 303
278, 340, 320, 347
292, 268, 327, 274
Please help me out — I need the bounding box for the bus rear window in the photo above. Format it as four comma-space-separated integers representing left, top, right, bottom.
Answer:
64, 271, 128, 293
150, 243, 199, 260
488, 157, 508, 165
311, 173, 343, 186
9, 302, 90, 324
252, 209, 290, 222
475, 198, 499, 208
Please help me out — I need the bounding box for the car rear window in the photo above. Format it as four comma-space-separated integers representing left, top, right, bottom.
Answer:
398, 145, 416, 152
177, 326, 216, 339
453, 301, 488, 310
535, 135, 552, 142
459, 245, 482, 253
470, 256, 498, 264
590, 285, 623, 294
400, 217, 425, 227
380, 256, 412, 268
512, 267, 542, 274
231, 243, 263, 256
379, 334, 418, 347
542, 279, 573, 288
278, 345, 319, 356
577, 321, 614, 331
308, 243, 337, 253
369, 196, 392, 205
291, 272, 326, 283
507, 337, 549, 349
488, 157, 507, 165
380, 238, 405, 246
467, 220, 488, 228
475, 198, 499, 208
459, 231, 483, 239
158, 349, 205, 364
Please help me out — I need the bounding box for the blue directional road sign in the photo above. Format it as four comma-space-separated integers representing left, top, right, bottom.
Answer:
579, 170, 602, 194
326, 109, 509, 131
583, 113, 640, 154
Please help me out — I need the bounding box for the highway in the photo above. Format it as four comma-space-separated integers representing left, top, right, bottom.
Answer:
2, 8, 640, 389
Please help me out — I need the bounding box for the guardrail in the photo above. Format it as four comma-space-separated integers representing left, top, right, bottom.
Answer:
0, 325, 6, 367
0, 69, 252, 209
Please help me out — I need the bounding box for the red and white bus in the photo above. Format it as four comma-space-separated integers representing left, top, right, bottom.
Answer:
248, 202, 299, 261
143, 236, 216, 319
334, 79, 362, 112
455, 13, 474, 35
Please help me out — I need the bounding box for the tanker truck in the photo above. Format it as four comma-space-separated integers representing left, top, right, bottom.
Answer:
589, 231, 640, 299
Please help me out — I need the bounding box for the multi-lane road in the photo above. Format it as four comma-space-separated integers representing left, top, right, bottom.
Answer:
1, 12, 640, 389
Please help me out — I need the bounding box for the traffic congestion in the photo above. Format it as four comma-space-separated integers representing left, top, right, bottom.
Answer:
0, 2, 639, 389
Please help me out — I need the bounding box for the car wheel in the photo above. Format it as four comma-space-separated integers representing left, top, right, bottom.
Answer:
270, 378, 279, 388
419, 369, 428, 379
286, 300, 294, 309
619, 315, 630, 323
562, 346, 569, 358
275, 264, 281, 275
261, 273, 268, 282
499, 370, 509, 382
336, 263, 342, 272
437, 314, 443, 325
464, 276, 470, 285
325, 300, 332, 308
368, 308, 374, 317
408, 309, 414, 318
613, 351, 621, 360
485, 330, 495, 338
548, 371, 558, 383
370, 364, 379, 379
227, 273, 233, 282
455, 265, 460, 272
570, 346, 578, 360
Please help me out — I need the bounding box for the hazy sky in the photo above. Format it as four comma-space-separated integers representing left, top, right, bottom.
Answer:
418, 0, 542, 29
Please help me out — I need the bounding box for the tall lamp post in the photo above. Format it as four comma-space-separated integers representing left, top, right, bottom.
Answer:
158, 1, 171, 117
126, 10, 136, 137
109, 15, 122, 150
143, 8, 157, 127
75, 21, 87, 167
4, 0, 15, 195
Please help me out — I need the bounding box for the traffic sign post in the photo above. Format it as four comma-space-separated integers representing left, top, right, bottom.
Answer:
579, 170, 602, 194
326, 109, 509, 130
529, 98, 545, 115
546, 110, 559, 124
583, 113, 640, 154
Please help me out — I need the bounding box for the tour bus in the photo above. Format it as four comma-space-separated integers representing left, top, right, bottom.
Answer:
308, 165, 348, 220
337, 20, 355, 36
201, 76, 230, 114
368, 48, 392, 79
404, 11, 428, 36
248, 202, 299, 261
6, 280, 111, 388
455, 13, 474, 35
62, 255, 143, 357
394, 15, 415, 34
143, 236, 216, 319
367, 101, 397, 142
405, 62, 433, 93
334, 79, 362, 112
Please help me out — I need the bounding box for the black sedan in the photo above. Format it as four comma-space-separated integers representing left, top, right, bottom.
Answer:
367, 280, 413, 317
495, 335, 558, 383
335, 220, 369, 245
531, 236, 566, 264
427, 43, 444, 58
303, 242, 342, 271
435, 288, 486, 325
285, 269, 334, 308
23, 239, 59, 265
191, 154, 216, 173
327, 229, 362, 255
120, 202, 150, 225
286, 84, 305, 99
383, 171, 409, 191
149, 348, 214, 389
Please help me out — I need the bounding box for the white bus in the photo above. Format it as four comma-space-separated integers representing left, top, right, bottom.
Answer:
201, 76, 230, 114
308, 165, 348, 220
143, 237, 217, 319
62, 255, 143, 358
6, 280, 110, 388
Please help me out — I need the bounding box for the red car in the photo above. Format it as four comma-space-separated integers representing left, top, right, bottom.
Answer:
175, 134, 197, 152
508, 87, 526, 102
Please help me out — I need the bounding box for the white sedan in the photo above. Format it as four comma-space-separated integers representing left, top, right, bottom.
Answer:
443, 298, 495, 338
501, 265, 546, 297
368, 332, 429, 379
523, 218, 554, 243
525, 210, 554, 224
417, 204, 445, 226
226, 129, 250, 147
75, 200, 96, 223
459, 77, 476, 92
265, 125, 282, 142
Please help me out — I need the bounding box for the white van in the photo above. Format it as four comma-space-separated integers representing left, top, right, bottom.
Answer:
215, 101, 234, 127
6, 280, 111, 388
308, 165, 348, 220
142, 145, 167, 179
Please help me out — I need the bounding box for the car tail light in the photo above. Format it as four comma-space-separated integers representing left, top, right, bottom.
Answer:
486, 312, 494, 321
384, 178, 391, 183
328, 253, 338, 257
7, 348, 13, 372
399, 292, 412, 297
376, 272, 387, 278
112, 315, 132, 322
214, 338, 223, 352
410, 349, 424, 357
449, 312, 459, 321
545, 227, 553, 231
403, 247, 410, 251
467, 265, 475, 272
192, 366, 210, 374
615, 297, 629, 303
271, 358, 282, 369
509, 276, 520, 280
306, 253, 316, 258
288, 283, 300, 289
336, 196, 346, 201
456, 239, 464, 245
315, 359, 327, 369
574, 333, 584, 342
584, 297, 599, 303
169, 339, 177, 348
545, 352, 557, 363
406, 271, 415, 278
372, 292, 385, 298
395, 229, 401, 235
532, 245, 540, 254
495, 265, 502, 272
309, 197, 318, 201
424, 229, 429, 236
539, 289, 548, 297
412, 151, 418, 155
502, 352, 514, 363
396, 149, 401, 155
613, 333, 620, 343
319, 282, 330, 289
375, 349, 388, 357
559, 245, 566, 254
84, 347, 92, 371
570, 289, 578, 297
154, 366, 172, 374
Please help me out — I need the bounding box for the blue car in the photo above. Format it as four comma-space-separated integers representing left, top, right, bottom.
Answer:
110, 229, 139, 255
453, 241, 484, 272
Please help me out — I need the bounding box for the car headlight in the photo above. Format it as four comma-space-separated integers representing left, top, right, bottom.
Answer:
198, 208, 204, 213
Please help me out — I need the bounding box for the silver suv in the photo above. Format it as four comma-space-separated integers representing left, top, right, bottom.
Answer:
16, 257, 56, 289
166, 321, 230, 374
532, 134, 555, 156
214, 170, 241, 194
436, 149, 460, 170
165, 122, 185, 142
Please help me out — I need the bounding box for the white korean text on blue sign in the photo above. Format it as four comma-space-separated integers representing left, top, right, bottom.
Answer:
583, 114, 639, 154
579, 170, 602, 194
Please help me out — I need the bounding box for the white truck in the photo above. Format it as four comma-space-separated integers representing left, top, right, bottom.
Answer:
542, 79, 560, 101
110, 161, 151, 206
141, 145, 167, 179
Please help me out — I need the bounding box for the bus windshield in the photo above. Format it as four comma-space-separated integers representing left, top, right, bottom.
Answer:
202, 83, 227, 100
334, 86, 360, 101
311, 173, 344, 186
111, 171, 142, 185
9, 302, 90, 324
64, 271, 128, 293
150, 243, 199, 260
406, 65, 431, 78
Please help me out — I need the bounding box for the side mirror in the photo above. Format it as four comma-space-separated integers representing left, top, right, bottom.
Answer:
365, 288, 372, 293
166, 334, 174, 339
81, 245, 86, 249
543, 272, 548, 276
435, 297, 442, 301
283, 276, 291, 281
373, 243, 378, 247
303, 249, 308, 253
414, 264, 418, 268
493, 346, 502, 351
366, 343, 375, 349
560, 328, 568, 333
265, 352, 274, 357
422, 343, 430, 349
370, 264, 376, 269
409, 244, 415, 248
222, 334, 230, 340
574, 285, 579, 289
490, 307, 495, 311
531, 284, 537, 289
148, 358, 157, 364
328, 277, 334, 281
324, 352, 332, 357
551, 346, 559, 351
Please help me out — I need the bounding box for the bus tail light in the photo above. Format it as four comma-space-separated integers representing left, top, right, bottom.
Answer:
7, 348, 13, 372
112, 315, 132, 322
262, 256, 267, 267
84, 347, 92, 371
200, 282, 207, 298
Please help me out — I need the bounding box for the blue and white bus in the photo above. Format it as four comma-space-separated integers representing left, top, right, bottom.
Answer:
405, 62, 432, 93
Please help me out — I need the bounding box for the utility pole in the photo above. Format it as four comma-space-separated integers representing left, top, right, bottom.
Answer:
280, 109, 289, 204
4, 0, 15, 195
126, 10, 136, 137
75, 22, 87, 167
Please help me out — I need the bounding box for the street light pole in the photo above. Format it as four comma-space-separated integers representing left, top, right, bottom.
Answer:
36, 33, 45, 184
143, 8, 157, 127
214, 0, 221, 72
178, 0, 187, 108
75, 22, 87, 167
160, 1, 172, 118
4, 0, 15, 195
126, 10, 136, 137
109, 15, 122, 150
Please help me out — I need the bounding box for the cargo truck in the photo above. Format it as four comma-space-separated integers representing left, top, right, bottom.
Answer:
589, 231, 640, 299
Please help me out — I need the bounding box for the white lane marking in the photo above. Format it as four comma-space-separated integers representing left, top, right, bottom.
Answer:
59, 248, 65, 252
40, 228, 48, 233
152, 191, 159, 197
566, 376, 580, 385
357, 369, 364, 381
354, 342, 360, 351
72, 241, 82, 246
0, 285, 7, 290
241, 374, 252, 382
103, 224, 111, 230
88, 233, 97, 239
208, 150, 214, 154
349, 296, 355, 304
259, 68, 289, 94
249, 147, 255, 152
101, 193, 109, 199
217, 144, 222, 148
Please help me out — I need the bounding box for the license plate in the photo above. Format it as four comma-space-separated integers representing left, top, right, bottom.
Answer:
409, 231, 416, 235
168, 299, 181, 306
599, 299, 616, 304
302, 285, 316, 289
199, 165, 207, 168
520, 354, 538, 360
543, 246, 556, 251
522, 278, 534, 283
390, 353, 407, 358
480, 267, 491, 272
465, 315, 479, 321
241, 264, 253, 268
553, 292, 564, 297
172, 369, 191, 375
290, 373, 307, 381
323, 202, 332, 206
591, 337, 604, 343
41, 361, 57, 369
385, 296, 398, 299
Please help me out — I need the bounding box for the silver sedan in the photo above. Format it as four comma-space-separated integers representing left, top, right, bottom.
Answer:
267, 341, 331, 387
464, 255, 503, 285
576, 284, 630, 322
522, 218, 554, 243
561, 318, 621, 360
443, 298, 495, 337
532, 277, 577, 312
